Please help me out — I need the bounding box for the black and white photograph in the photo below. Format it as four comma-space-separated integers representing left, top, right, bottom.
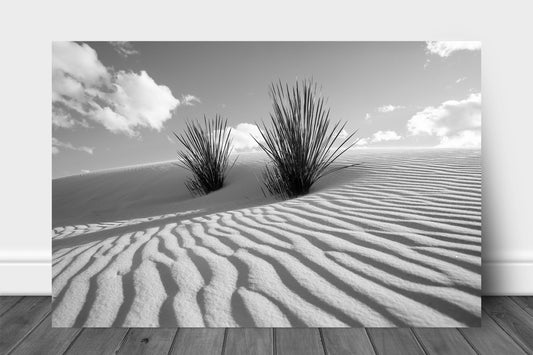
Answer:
51, 41, 481, 328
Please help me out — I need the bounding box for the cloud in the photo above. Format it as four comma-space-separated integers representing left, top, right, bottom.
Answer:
356, 137, 369, 146
226, 126, 350, 152
186, 122, 263, 153
371, 130, 402, 142
52, 108, 77, 128
456, 77, 467, 84
109, 42, 139, 58
437, 130, 481, 148
81, 169, 91, 174
407, 93, 481, 148
52, 42, 110, 88
181, 94, 201, 106
52, 137, 94, 155
52, 42, 179, 136
105, 70, 180, 134
339, 129, 349, 139
228, 123, 264, 152
354, 130, 402, 147
377, 105, 405, 113
364, 113, 371, 120
426, 41, 481, 57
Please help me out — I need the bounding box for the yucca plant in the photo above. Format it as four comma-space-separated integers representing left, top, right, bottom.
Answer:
255, 80, 359, 199
174, 115, 235, 196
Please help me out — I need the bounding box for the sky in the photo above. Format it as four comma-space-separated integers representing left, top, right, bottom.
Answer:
52, 41, 481, 178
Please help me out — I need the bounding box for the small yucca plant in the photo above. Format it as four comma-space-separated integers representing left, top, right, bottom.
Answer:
255, 80, 359, 199
174, 115, 235, 196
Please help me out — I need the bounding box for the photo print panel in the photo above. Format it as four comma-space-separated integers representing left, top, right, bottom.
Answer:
52, 41, 481, 327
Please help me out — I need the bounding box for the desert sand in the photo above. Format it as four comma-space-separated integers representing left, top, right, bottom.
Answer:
52, 148, 481, 327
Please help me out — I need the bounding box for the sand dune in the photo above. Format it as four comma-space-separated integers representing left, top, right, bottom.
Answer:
52, 149, 481, 327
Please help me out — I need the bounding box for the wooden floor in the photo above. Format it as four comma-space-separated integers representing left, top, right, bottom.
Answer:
0, 297, 532, 354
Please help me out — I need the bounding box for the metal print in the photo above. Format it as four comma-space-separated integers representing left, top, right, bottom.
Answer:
52, 42, 481, 327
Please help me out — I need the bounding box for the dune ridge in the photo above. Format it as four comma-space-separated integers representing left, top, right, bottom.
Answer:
52, 149, 481, 327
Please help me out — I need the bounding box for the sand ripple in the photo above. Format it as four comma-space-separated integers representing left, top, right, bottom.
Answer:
52, 149, 481, 327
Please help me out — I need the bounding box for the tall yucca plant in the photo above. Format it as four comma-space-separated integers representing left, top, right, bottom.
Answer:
174, 115, 235, 196
255, 80, 359, 199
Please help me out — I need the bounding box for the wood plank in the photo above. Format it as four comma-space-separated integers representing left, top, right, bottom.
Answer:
64, 328, 129, 355
224, 328, 272, 355
117, 328, 177, 355
460, 310, 526, 355
275, 328, 324, 355
484, 296, 533, 353
366, 328, 424, 355
321, 328, 375, 355
0, 296, 22, 316
9, 314, 81, 355
169, 329, 225, 355
511, 296, 533, 317
0, 297, 50, 354
413, 328, 476, 355
2, 296, 533, 355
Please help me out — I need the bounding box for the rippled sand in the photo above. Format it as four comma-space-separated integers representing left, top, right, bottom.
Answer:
52, 149, 481, 327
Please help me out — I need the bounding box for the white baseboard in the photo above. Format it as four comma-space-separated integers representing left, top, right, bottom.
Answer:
0, 250, 51, 295
1, 260, 531, 296
483, 261, 533, 295
0, 261, 51, 295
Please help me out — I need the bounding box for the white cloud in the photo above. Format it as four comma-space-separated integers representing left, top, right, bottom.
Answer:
109, 42, 139, 58
107, 71, 179, 133
52, 42, 180, 136
91, 106, 137, 135
339, 129, 349, 139
377, 104, 405, 113
81, 169, 91, 174
52, 108, 77, 128
52, 42, 110, 87
228, 123, 264, 152
225, 126, 350, 152
52, 72, 86, 102
354, 130, 402, 147
456, 77, 467, 84
364, 113, 371, 120
407, 93, 481, 148
52, 137, 94, 155
181, 94, 201, 106
371, 130, 402, 142
426, 41, 481, 57
356, 137, 369, 146
437, 130, 481, 148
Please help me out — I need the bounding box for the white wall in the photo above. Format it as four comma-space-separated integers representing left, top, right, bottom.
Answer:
0, 0, 531, 295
